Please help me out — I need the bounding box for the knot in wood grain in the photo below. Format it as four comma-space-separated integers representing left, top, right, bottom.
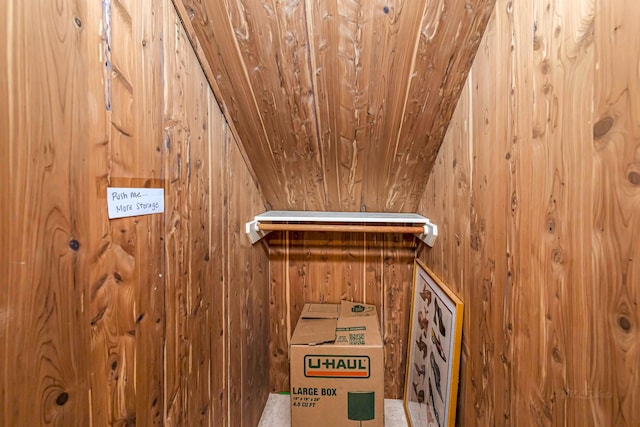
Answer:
185, 5, 195, 20
593, 116, 614, 139
540, 60, 550, 75
55, 392, 69, 406
552, 248, 564, 264
618, 316, 632, 332
470, 234, 481, 251
69, 239, 80, 250
546, 217, 556, 234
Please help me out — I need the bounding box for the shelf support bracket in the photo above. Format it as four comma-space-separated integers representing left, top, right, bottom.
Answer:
415, 222, 438, 247
246, 220, 272, 244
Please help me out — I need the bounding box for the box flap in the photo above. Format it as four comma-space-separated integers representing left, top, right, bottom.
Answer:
290, 302, 382, 347
290, 318, 337, 345
339, 300, 378, 318
290, 304, 339, 345
300, 303, 340, 319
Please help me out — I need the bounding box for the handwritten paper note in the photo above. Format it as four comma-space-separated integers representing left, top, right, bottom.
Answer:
107, 187, 164, 219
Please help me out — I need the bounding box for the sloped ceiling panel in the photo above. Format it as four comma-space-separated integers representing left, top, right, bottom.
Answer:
175, 0, 495, 211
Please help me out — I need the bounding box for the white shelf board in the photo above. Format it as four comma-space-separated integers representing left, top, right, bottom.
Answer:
245, 211, 438, 247
254, 210, 428, 224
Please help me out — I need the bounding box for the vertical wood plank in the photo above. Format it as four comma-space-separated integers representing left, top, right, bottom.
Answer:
527, 0, 564, 424
593, 0, 640, 424
85, 15, 118, 427
268, 232, 291, 392
185, 74, 213, 425
90, 0, 140, 423
364, 234, 384, 320
0, 0, 8, 415
532, 1, 595, 424
1, 0, 94, 424
468, 10, 504, 423
163, 7, 189, 419
132, 1, 166, 424
163, 0, 219, 422
88, 0, 136, 424
207, 75, 230, 427
382, 234, 415, 398
287, 231, 307, 337
497, 2, 535, 424
227, 136, 270, 427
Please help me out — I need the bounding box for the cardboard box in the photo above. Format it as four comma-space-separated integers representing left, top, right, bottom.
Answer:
290, 301, 384, 427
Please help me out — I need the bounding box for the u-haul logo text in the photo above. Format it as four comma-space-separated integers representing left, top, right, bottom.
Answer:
304, 355, 370, 378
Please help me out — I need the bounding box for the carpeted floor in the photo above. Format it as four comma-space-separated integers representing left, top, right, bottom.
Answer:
258, 393, 409, 427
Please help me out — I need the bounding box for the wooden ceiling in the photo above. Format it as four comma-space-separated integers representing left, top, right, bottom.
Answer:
174, 0, 495, 211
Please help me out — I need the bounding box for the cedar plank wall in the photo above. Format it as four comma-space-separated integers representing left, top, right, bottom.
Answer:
1, 0, 269, 426
174, 0, 495, 212
268, 232, 415, 399
419, 0, 640, 425
227, 121, 271, 427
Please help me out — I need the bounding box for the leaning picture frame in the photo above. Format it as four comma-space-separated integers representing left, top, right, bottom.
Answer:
403, 259, 464, 427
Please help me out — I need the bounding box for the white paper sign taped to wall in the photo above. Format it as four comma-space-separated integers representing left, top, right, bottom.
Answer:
107, 187, 164, 219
